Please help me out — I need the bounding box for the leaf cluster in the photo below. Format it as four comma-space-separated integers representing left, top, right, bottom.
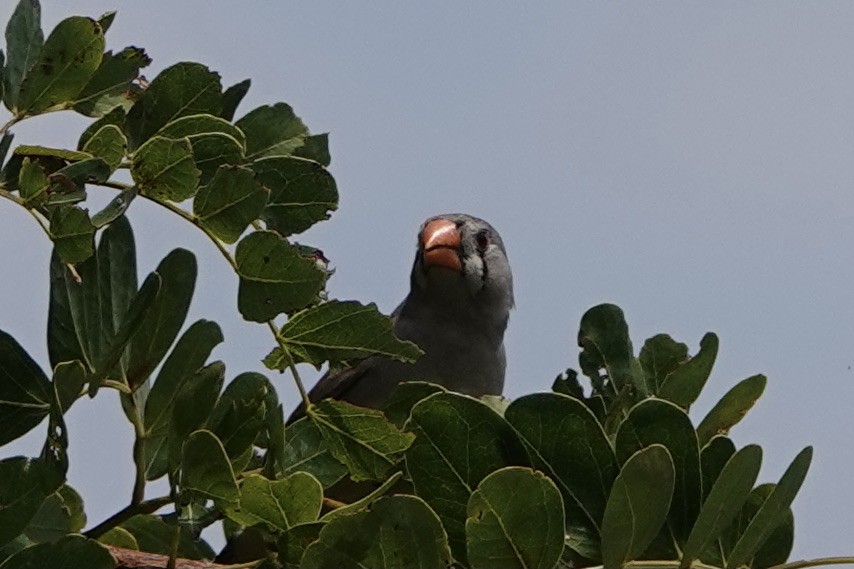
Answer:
0, 2, 817, 568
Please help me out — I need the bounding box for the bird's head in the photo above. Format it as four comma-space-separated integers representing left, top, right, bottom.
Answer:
409, 213, 514, 325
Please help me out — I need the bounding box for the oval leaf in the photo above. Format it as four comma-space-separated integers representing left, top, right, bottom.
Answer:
405, 392, 529, 563
578, 303, 647, 396
657, 332, 719, 408
0, 534, 114, 569
601, 444, 675, 569
237, 103, 307, 160
226, 472, 322, 531
280, 417, 347, 488
193, 165, 267, 243
466, 467, 565, 569
682, 445, 762, 565
0, 331, 50, 446
696, 374, 767, 446
180, 429, 238, 507
131, 136, 200, 202
3, 0, 43, 109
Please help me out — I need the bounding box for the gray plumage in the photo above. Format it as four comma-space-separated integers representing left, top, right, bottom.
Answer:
287, 213, 513, 422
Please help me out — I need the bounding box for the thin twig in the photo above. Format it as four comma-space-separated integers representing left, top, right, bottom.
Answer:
267, 320, 312, 410
0, 115, 18, 136
84, 495, 172, 539
769, 558, 854, 569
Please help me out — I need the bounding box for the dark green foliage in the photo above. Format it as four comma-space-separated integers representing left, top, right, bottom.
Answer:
0, 2, 817, 568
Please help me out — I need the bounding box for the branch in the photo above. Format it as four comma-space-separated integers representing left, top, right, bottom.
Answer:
84, 496, 172, 539
769, 558, 854, 569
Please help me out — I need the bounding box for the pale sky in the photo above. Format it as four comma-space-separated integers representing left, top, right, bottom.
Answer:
2, 1, 853, 562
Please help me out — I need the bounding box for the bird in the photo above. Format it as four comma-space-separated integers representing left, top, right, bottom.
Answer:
287, 213, 514, 423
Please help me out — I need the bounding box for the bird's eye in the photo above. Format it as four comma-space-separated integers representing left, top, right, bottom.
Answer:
475, 230, 490, 251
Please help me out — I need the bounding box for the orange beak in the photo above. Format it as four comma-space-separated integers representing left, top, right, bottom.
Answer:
421, 219, 462, 272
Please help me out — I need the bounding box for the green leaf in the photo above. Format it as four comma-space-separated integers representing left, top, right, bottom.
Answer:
18, 157, 48, 202
220, 78, 250, 121
226, 472, 322, 531
682, 445, 762, 565
615, 398, 702, 545
0, 535, 114, 569
0, 49, 4, 105
95, 215, 137, 373
657, 332, 719, 408
578, 303, 648, 397
125, 62, 222, 149
49, 157, 110, 192
53, 361, 86, 414
601, 445, 675, 569
277, 522, 322, 569
126, 248, 197, 388
0, 331, 50, 446
638, 334, 688, 392
3, 0, 43, 110
156, 113, 247, 182
13, 145, 90, 161
726, 447, 812, 569
250, 156, 338, 236
237, 103, 307, 160
466, 467, 565, 569
97, 527, 138, 550
700, 436, 736, 500
235, 231, 326, 322
301, 495, 452, 569
207, 372, 271, 465
77, 106, 125, 150
166, 362, 225, 475
280, 418, 347, 488
16, 16, 105, 115
752, 502, 794, 569
320, 471, 405, 523
82, 124, 126, 171
131, 136, 200, 202
193, 165, 267, 243
97, 11, 116, 33
697, 374, 767, 446
405, 392, 529, 563
382, 382, 446, 428
180, 429, 239, 507
119, 514, 215, 559
142, 320, 223, 480
23, 485, 86, 543
0, 457, 61, 545
73, 46, 151, 116
91, 188, 136, 228
293, 133, 331, 167
265, 301, 422, 369
47, 206, 94, 264
0, 132, 14, 168
310, 399, 414, 482
505, 393, 617, 559
47, 251, 89, 369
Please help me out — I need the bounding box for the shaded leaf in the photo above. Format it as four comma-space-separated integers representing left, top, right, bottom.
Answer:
221, 78, 250, 121
382, 381, 445, 428
466, 467, 565, 569
14, 145, 90, 161
658, 332, 719, 408
578, 303, 647, 397
320, 471, 405, 523
265, 300, 422, 369
90, 187, 135, 228
301, 495, 451, 569
405, 392, 529, 563
16, 16, 105, 115
0, 457, 61, 545
3, 0, 43, 110
280, 418, 347, 488
166, 361, 225, 475
701, 436, 736, 500
277, 522, 322, 569
0, 132, 14, 168
47, 205, 94, 264
156, 114, 246, 182
615, 398, 701, 545
697, 374, 767, 446
726, 447, 812, 569
237, 103, 307, 160
23, 485, 86, 543
125, 62, 222, 149
73, 46, 151, 116
682, 445, 762, 565
77, 106, 125, 150
0, 534, 114, 569
126, 248, 196, 388
226, 472, 322, 531
18, 157, 48, 203
293, 133, 331, 167
131, 136, 200, 202
180, 429, 239, 507
310, 399, 414, 482
639, 333, 688, 393
97, 11, 115, 33
251, 155, 338, 236
193, 165, 267, 243
752, 505, 794, 569
235, 231, 326, 322
97, 527, 138, 550
601, 445, 674, 569
207, 372, 270, 465
0, 331, 50, 446
119, 514, 215, 559
53, 360, 86, 414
